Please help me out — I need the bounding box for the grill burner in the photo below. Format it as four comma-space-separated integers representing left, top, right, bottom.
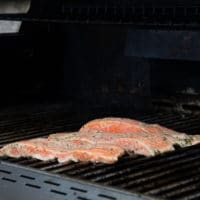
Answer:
0, 110, 200, 200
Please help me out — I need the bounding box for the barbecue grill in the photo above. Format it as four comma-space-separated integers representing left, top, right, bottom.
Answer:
0, 1, 200, 200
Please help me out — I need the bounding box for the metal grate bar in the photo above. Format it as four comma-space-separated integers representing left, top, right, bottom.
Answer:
146, 172, 200, 195
75, 147, 198, 183
126, 159, 200, 191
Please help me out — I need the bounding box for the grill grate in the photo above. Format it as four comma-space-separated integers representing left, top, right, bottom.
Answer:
0, 111, 200, 200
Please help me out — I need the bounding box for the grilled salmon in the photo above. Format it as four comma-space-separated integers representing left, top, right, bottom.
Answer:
0, 137, 124, 164
1, 117, 199, 164
48, 131, 175, 156
0, 138, 56, 161
79, 117, 194, 147
80, 118, 145, 134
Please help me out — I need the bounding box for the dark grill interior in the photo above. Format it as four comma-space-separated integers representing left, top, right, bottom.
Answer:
0, 109, 200, 200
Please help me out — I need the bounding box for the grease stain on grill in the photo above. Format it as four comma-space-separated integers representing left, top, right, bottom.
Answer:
70, 186, 87, 193
20, 174, 35, 180
98, 194, 116, 200
2, 177, 16, 183
25, 183, 41, 189
44, 180, 60, 186
50, 189, 67, 196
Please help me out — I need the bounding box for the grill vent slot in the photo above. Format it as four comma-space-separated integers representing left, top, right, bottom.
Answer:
50, 189, 67, 196
25, 183, 41, 189
77, 197, 91, 200
44, 180, 60, 186
0, 169, 11, 174
98, 194, 116, 200
20, 174, 35, 180
2, 177, 16, 183
70, 187, 87, 193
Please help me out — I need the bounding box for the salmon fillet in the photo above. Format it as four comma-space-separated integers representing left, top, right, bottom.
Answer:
79, 117, 194, 147
0, 138, 124, 164
80, 118, 145, 134
1, 117, 199, 164
0, 138, 56, 161
48, 131, 175, 156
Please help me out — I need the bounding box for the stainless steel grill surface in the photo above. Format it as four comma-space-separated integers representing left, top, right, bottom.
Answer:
0, 110, 199, 200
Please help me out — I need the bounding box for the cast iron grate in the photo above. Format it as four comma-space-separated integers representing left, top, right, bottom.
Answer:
0, 110, 200, 200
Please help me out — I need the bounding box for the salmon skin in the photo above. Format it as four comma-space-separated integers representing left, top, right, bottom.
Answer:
0, 137, 124, 164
